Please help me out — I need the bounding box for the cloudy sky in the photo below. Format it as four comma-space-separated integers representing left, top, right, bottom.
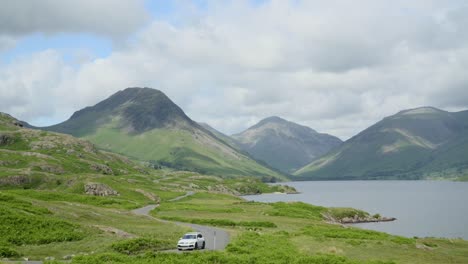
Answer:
1, 0, 468, 140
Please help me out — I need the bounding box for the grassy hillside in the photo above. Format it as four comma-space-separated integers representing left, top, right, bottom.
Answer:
294, 107, 468, 180
44, 88, 286, 180
1, 112, 467, 263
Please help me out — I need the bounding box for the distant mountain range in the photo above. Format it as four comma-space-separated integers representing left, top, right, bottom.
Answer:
231, 116, 342, 173
15, 87, 468, 181
43, 88, 286, 180
294, 107, 468, 180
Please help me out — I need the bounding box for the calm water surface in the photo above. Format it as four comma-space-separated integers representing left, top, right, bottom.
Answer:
243, 181, 468, 239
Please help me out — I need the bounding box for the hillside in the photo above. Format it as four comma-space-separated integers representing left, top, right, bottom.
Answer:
43, 88, 286, 180
1, 111, 467, 263
198, 122, 241, 150
294, 107, 468, 180
0, 112, 147, 189
232, 116, 342, 173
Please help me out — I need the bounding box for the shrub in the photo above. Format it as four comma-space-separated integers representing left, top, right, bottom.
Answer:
0, 194, 85, 245
159, 216, 277, 228
111, 238, 173, 255
301, 224, 414, 245
0, 246, 20, 258
267, 202, 325, 220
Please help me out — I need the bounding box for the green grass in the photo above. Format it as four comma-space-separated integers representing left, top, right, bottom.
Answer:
0, 193, 86, 247
2, 114, 468, 263
326, 207, 370, 219
266, 202, 325, 219
83, 125, 286, 180
70, 232, 395, 264
111, 238, 174, 255
159, 216, 277, 228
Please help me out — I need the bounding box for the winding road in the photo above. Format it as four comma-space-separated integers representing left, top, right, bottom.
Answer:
4, 192, 228, 263
131, 192, 230, 251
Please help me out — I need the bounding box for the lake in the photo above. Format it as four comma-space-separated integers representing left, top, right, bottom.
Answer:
243, 181, 468, 239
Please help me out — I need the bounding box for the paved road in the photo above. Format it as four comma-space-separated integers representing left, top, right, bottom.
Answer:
131, 192, 230, 251
4, 192, 227, 263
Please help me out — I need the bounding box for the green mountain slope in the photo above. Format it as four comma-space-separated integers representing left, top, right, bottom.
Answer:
0, 112, 146, 188
294, 107, 468, 180
232, 116, 342, 173
198, 122, 242, 150
43, 88, 286, 180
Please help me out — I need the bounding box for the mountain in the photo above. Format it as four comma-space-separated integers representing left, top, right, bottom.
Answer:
43, 87, 286, 180
198, 122, 241, 150
294, 107, 468, 180
232, 116, 342, 173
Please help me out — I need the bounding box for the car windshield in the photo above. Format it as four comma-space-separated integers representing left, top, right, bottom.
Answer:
182, 234, 197, 239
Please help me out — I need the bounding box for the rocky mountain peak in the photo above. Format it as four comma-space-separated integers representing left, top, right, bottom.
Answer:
65, 87, 193, 133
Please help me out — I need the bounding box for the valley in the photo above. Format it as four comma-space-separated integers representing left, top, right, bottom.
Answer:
2, 89, 468, 263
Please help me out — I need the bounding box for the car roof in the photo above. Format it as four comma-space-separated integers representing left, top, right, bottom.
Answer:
185, 232, 201, 235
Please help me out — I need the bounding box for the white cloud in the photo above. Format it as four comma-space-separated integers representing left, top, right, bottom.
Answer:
1, 0, 468, 140
0, 0, 148, 37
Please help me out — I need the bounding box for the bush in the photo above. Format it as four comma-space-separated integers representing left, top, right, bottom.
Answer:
327, 207, 369, 220
267, 202, 325, 220
159, 216, 277, 228
0, 194, 85, 245
301, 224, 414, 245
111, 238, 173, 255
0, 246, 20, 258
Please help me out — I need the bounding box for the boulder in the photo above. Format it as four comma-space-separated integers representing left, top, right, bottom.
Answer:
0, 175, 31, 186
90, 163, 114, 175
0, 133, 14, 145
84, 183, 119, 196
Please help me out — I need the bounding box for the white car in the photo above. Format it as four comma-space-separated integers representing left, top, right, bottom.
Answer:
177, 232, 206, 250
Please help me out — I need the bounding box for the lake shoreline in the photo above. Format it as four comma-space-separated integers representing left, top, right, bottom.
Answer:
243, 180, 468, 239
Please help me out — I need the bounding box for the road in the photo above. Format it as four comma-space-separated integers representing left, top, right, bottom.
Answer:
131, 192, 230, 251
4, 192, 228, 263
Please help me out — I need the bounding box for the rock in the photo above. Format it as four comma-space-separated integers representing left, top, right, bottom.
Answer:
63, 254, 75, 260
90, 163, 114, 175
13, 121, 23, 127
0, 175, 31, 186
45, 256, 55, 261
135, 189, 160, 203
207, 184, 241, 195
118, 169, 129, 174
0, 133, 14, 145
30, 140, 57, 150
93, 225, 137, 238
38, 164, 65, 174
133, 166, 149, 175
66, 149, 76, 155
84, 183, 119, 196
189, 183, 199, 189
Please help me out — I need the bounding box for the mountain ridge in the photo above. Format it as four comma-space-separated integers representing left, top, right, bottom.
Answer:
294, 106, 468, 180
42, 87, 287, 180
232, 116, 342, 173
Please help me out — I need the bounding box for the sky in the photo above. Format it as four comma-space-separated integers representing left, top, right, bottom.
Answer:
1, 0, 468, 140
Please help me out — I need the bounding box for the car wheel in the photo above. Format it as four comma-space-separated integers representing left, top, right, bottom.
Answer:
194, 243, 198, 250
202, 241, 205, 249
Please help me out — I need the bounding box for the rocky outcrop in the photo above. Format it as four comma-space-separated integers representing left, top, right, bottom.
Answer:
323, 213, 396, 224
37, 164, 65, 174
207, 184, 241, 196
84, 183, 119, 196
90, 163, 114, 175
134, 189, 160, 203
0, 133, 14, 145
0, 175, 30, 186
